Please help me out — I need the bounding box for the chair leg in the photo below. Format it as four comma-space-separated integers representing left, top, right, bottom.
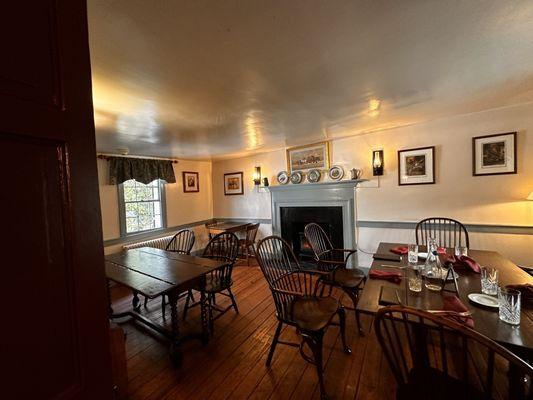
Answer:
161, 295, 166, 320
266, 321, 283, 366
144, 295, 148, 308
305, 332, 327, 400
208, 293, 214, 334
228, 287, 239, 313
337, 306, 352, 354
344, 288, 364, 336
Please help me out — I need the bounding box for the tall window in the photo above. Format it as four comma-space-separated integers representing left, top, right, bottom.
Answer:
118, 179, 166, 235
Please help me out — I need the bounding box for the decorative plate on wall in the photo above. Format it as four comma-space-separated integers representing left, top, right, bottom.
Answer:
307, 169, 321, 183
328, 165, 344, 181
290, 171, 303, 184
277, 171, 289, 185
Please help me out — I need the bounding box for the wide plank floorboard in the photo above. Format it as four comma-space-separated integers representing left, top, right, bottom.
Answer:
110, 260, 396, 399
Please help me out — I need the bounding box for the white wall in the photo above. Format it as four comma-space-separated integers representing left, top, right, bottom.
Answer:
212, 103, 533, 267
98, 158, 213, 253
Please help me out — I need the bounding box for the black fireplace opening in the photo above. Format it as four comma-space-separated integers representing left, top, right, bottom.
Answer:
280, 206, 343, 260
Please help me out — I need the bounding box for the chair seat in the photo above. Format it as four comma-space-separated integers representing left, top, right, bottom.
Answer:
397, 367, 485, 400
323, 268, 365, 288
290, 296, 339, 331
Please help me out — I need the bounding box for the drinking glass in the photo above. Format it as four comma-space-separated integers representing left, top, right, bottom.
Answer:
498, 288, 521, 325
407, 244, 418, 265
407, 265, 422, 292
480, 266, 499, 296
455, 245, 468, 257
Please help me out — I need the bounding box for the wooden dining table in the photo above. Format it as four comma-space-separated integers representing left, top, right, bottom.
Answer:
358, 242, 533, 360
105, 247, 227, 366
208, 220, 251, 235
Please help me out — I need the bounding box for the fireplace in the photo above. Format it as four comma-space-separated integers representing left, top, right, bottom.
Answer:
280, 206, 343, 260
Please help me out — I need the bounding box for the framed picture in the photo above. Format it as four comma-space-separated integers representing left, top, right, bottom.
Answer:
286, 141, 330, 174
182, 171, 199, 192
472, 132, 517, 176
224, 172, 244, 195
398, 146, 435, 186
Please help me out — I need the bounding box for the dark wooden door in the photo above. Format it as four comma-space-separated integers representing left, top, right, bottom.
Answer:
0, 2, 113, 399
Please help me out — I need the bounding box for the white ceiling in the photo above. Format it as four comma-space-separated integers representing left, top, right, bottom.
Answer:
88, 0, 533, 160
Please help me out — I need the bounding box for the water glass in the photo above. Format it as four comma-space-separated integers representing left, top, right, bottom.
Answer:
407, 244, 418, 265
480, 266, 499, 296
498, 288, 521, 325
455, 245, 468, 257
407, 266, 422, 292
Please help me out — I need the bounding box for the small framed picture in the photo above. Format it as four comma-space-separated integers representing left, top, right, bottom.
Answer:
286, 141, 330, 174
398, 146, 435, 186
472, 132, 517, 176
224, 172, 244, 195
182, 171, 199, 193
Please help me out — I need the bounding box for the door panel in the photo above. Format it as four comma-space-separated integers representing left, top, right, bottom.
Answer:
0, 2, 112, 399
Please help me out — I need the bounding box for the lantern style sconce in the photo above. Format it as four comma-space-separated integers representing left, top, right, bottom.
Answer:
253, 166, 262, 185
372, 149, 384, 176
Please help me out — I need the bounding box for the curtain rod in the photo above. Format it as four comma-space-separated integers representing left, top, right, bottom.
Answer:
97, 153, 179, 164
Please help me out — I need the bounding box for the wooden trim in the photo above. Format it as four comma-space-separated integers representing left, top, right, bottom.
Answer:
182, 171, 199, 193
224, 172, 244, 195
357, 220, 533, 235
472, 131, 517, 176
397, 145, 436, 186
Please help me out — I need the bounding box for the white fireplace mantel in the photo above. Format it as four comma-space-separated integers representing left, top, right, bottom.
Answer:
268, 179, 366, 254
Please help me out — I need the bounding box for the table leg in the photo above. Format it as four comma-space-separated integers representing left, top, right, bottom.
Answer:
200, 276, 210, 344
132, 290, 141, 310
168, 290, 182, 367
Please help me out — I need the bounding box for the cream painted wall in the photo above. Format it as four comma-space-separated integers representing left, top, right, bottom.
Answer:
212, 103, 533, 267
98, 158, 213, 252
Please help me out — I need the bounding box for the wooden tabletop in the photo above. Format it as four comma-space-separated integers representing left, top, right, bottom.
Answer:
358, 242, 533, 355
208, 221, 251, 234
105, 247, 226, 296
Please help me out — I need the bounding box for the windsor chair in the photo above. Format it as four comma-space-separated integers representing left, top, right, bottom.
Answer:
256, 235, 351, 399
375, 305, 533, 399
415, 217, 470, 248
304, 223, 366, 335
182, 232, 239, 333
238, 222, 260, 265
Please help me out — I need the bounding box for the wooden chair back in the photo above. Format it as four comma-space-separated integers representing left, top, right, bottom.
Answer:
245, 223, 260, 244
165, 229, 195, 254
415, 217, 470, 248
255, 236, 316, 322
304, 223, 333, 256
375, 305, 533, 399
203, 232, 239, 286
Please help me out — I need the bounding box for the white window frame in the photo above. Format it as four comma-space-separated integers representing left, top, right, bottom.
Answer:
117, 179, 167, 237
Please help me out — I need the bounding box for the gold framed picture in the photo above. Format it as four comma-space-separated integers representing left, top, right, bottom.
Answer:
286, 141, 330, 174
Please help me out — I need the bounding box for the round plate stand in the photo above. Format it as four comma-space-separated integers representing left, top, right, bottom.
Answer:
307, 169, 321, 183
328, 165, 344, 181
290, 171, 303, 184
277, 171, 289, 185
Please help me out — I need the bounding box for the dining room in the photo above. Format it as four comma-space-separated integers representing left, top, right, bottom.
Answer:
3, 1, 533, 400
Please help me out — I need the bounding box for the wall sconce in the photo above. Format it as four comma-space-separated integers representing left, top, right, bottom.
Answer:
253, 166, 261, 185
372, 149, 384, 176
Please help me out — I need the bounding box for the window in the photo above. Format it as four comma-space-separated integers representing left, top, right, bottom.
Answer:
118, 179, 166, 236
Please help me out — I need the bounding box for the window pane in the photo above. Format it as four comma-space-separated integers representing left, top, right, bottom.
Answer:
121, 179, 163, 234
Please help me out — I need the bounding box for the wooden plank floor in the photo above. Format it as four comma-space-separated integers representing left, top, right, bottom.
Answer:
110, 260, 396, 400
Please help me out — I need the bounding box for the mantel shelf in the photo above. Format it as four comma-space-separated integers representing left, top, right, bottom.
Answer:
267, 179, 367, 192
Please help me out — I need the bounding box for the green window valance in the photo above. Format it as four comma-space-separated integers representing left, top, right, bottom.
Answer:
108, 157, 176, 185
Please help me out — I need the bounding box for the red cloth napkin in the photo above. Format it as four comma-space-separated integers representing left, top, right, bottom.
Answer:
506, 284, 533, 307
441, 255, 481, 273
390, 246, 408, 255
442, 295, 474, 328
369, 269, 402, 284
